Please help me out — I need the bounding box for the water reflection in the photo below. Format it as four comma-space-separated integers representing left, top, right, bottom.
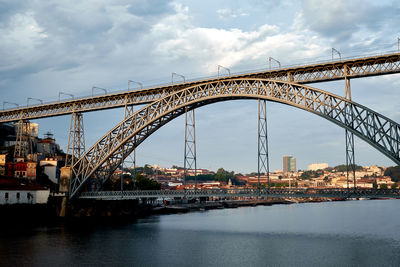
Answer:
1, 200, 399, 266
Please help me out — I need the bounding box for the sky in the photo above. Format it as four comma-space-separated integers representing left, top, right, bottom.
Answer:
0, 0, 400, 173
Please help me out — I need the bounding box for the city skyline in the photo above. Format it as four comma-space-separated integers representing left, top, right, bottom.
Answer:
1, 0, 400, 173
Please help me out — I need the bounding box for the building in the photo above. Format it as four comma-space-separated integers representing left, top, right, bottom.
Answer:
308, 163, 329, 171
283, 156, 296, 172
0, 154, 6, 176
0, 179, 49, 205
14, 157, 27, 178
26, 161, 37, 180
40, 158, 59, 184
37, 132, 61, 159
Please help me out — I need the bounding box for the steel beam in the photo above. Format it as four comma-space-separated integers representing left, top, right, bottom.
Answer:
1, 52, 400, 123
65, 112, 85, 167
258, 99, 270, 191
68, 78, 400, 198
78, 188, 400, 200
344, 65, 356, 190
184, 106, 197, 191
14, 120, 33, 159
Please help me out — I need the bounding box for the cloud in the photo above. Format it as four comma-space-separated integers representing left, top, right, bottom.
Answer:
0, 11, 47, 72
0, 0, 175, 83
0, 0, 399, 171
152, 6, 328, 74
216, 8, 249, 19
297, 0, 400, 43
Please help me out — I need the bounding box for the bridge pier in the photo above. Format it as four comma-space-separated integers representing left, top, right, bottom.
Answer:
122, 99, 136, 191
14, 120, 34, 160
258, 99, 270, 192
65, 112, 85, 167
184, 106, 197, 191
344, 65, 356, 190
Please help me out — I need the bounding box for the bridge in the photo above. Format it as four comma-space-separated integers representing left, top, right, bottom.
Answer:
78, 188, 400, 200
1, 50, 400, 200
1, 52, 399, 123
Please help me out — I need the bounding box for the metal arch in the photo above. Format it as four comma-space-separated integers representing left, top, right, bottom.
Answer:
69, 78, 400, 198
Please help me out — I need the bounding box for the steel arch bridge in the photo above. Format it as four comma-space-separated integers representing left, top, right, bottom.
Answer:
69, 78, 400, 198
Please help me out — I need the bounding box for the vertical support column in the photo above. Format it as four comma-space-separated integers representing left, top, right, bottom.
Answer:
65, 112, 85, 167
122, 98, 136, 191
184, 106, 197, 192
258, 99, 270, 192
344, 65, 356, 191
14, 120, 31, 159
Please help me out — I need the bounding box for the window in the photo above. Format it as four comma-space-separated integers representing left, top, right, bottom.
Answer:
5, 192, 8, 200
16, 192, 20, 199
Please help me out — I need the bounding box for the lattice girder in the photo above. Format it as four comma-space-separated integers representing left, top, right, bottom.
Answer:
69, 78, 400, 198
1, 53, 400, 123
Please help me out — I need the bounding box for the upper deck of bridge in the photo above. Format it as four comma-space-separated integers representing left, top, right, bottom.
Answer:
1, 51, 399, 123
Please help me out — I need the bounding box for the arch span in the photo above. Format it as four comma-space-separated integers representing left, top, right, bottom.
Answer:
70, 78, 400, 198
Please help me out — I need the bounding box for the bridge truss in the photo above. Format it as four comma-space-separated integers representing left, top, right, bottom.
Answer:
1, 52, 399, 123
78, 188, 400, 200
68, 78, 400, 198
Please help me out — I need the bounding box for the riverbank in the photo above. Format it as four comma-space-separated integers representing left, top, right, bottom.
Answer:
151, 197, 347, 214
0, 196, 357, 226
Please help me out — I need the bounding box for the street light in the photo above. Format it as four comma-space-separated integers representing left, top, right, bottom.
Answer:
128, 80, 143, 91
92, 86, 107, 96
171, 72, 186, 84
217, 65, 231, 77
398, 37, 400, 52
27, 97, 43, 106
3, 101, 19, 110
59, 92, 74, 101
332, 48, 342, 60
268, 57, 281, 70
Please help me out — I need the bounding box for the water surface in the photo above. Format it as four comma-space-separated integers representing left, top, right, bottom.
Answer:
1, 199, 399, 266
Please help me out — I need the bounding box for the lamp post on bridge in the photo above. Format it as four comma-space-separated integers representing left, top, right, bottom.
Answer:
171, 72, 186, 84
268, 57, 281, 70
217, 65, 231, 77
128, 80, 143, 91
59, 92, 74, 101
27, 97, 43, 106
92, 86, 107, 96
2, 101, 19, 110
332, 48, 342, 60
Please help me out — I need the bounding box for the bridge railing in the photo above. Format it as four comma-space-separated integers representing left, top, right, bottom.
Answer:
77, 188, 400, 199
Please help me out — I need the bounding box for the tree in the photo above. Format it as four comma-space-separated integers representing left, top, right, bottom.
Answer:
135, 174, 161, 190
334, 164, 363, 172
384, 166, 400, 182
380, 183, 388, 189
372, 182, 378, 189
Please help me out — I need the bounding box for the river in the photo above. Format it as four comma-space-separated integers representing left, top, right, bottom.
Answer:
1, 199, 400, 266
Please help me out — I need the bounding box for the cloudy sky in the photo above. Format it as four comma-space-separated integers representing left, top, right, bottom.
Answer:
1, 0, 400, 173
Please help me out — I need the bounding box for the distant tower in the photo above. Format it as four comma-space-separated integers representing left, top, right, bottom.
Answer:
283, 155, 296, 172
